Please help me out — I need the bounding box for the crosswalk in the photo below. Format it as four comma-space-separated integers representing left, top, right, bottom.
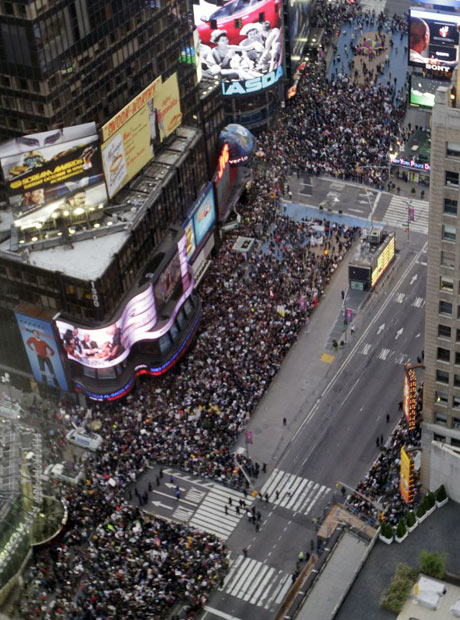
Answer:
259, 469, 330, 515
360, 343, 410, 365
382, 196, 429, 234
180, 484, 253, 541
218, 554, 292, 610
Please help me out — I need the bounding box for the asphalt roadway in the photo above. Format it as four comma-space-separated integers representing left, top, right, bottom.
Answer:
133, 203, 428, 619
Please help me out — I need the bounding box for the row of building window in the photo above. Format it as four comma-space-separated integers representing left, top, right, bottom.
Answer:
435, 390, 460, 408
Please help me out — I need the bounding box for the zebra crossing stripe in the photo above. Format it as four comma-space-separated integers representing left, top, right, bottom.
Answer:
249, 566, 277, 606
412, 297, 424, 308
260, 470, 330, 515
227, 558, 259, 597
262, 468, 285, 497
362, 343, 371, 355
274, 574, 292, 605
305, 483, 326, 515
242, 564, 270, 602
221, 555, 244, 588
378, 348, 390, 360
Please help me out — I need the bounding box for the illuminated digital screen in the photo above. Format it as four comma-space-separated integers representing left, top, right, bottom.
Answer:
400, 446, 415, 504
403, 366, 417, 430
56, 235, 191, 370
193, 0, 283, 96
192, 184, 216, 246
0, 123, 107, 230
409, 8, 460, 79
371, 235, 395, 288
410, 75, 439, 109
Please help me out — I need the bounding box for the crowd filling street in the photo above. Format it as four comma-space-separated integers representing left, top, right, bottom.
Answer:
14, 1, 426, 618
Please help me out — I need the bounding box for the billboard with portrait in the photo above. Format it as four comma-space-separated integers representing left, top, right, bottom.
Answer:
101, 74, 182, 198
55, 234, 190, 370
409, 8, 460, 79
193, 0, 283, 96
0, 123, 106, 227
15, 312, 68, 390
192, 184, 216, 245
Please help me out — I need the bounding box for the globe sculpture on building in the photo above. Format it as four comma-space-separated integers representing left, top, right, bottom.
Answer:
218, 124, 255, 167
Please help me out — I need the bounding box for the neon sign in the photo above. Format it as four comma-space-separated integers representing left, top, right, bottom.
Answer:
217, 144, 229, 180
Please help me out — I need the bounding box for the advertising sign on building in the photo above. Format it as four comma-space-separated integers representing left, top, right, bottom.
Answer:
400, 446, 416, 504
0, 123, 107, 230
101, 74, 182, 198
192, 184, 216, 246
15, 311, 68, 391
55, 236, 191, 370
193, 0, 283, 96
403, 364, 417, 430
408, 8, 460, 79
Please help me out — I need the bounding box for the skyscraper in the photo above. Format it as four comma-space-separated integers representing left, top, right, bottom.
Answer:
422, 83, 460, 501
0, 0, 199, 138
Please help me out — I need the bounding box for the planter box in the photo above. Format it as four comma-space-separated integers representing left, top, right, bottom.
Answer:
407, 522, 418, 533
436, 497, 448, 508
416, 513, 428, 524
425, 505, 436, 517
379, 533, 393, 544
395, 532, 408, 544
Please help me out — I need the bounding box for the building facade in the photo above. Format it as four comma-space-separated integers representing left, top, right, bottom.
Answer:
422, 84, 460, 501
0, 0, 199, 138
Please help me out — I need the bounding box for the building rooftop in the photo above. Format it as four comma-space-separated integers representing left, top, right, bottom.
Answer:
0, 126, 202, 282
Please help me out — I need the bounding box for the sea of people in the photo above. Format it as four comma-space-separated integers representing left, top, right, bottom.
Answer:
14, 0, 421, 617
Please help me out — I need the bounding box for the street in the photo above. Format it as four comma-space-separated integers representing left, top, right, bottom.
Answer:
129, 198, 428, 619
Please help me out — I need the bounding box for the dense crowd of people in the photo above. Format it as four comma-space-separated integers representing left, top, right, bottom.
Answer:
12, 0, 423, 617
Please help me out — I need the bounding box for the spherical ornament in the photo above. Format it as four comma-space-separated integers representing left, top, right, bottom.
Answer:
218, 124, 256, 167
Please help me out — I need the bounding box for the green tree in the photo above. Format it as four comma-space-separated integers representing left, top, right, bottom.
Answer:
396, 518, 407, 538
419, 550, 447, 579
380, 563, 418, 613
435, 484, 447, 502
406, 511, 416, 528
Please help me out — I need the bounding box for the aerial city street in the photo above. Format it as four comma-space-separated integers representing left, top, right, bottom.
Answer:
1, 0, 460, 618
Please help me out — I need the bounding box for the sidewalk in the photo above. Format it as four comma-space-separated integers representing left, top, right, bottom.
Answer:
236, 239, 364, 467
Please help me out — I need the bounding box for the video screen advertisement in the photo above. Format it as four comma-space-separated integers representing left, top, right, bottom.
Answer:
408, 8, 460, 79
409, 75, 438, 108
101, 74, 183, 199
288, 0, 311, 61
193, 0, 283, 96
0, 123, 107, 230
15, 312, 68, 390
55, 236, 192, 371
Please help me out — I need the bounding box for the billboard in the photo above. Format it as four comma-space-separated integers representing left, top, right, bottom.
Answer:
101, 74, 182, 198
192, 184, 216, 246
193, 0, 283, 96
15, 312, 68, 390
410, 75, 439, 108
0, 123, 106, 228
55, 235, 191, 370
403, 365, 417, 430
288, 0, 311, 60
400, 447, 415, 504
409, 8, 460, 78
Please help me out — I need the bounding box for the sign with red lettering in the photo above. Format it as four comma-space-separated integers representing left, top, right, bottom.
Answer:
217, 143, 229, 180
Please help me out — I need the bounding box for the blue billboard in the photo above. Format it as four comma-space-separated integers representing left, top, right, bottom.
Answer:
192, 184, 216, 246
15, 312, 68, 390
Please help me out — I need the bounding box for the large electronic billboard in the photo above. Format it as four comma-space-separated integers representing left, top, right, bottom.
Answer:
288, 0, 311, 61
101, 74, 182, 198
193, 0, 283, 96
16, 312, 68, 390
410, 75, 439, 108
0, 123, 106, 229
55, 235, 191, 370
409, 8, 460, 78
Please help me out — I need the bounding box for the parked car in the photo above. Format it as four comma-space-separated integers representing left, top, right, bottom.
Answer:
42, 463, 84, 486
66, 428, 103, 451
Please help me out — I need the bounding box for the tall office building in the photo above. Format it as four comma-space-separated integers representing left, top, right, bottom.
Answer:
0, 0, 199, 138
422, 83, 460, 502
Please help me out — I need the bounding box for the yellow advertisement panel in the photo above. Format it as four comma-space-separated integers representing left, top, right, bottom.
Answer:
101, 74, 182, 199
400, 446, 411, 504
154, 73, 183, 141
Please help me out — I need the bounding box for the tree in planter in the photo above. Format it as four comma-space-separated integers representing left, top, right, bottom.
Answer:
396, 518, 407, 539
425, 491, 435, 509
381, 521, 393, 539
435, 484, 447, 503
416, 502, 426, 519
419, 549, 447, 579
406, 511, 416, 528
380, 563, 418, 613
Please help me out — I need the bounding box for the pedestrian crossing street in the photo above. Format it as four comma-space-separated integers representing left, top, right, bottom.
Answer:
218, 554, 292, 610
382, 196, 429, 234
259, 469, 331, 515
173, 483, 253, 541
